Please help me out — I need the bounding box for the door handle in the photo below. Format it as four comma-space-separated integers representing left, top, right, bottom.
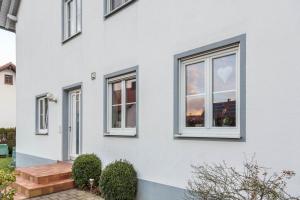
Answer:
68, 126, 72, 132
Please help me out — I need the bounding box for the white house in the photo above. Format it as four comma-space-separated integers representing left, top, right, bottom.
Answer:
1, 0, 300, 199
0, 62, 16, 128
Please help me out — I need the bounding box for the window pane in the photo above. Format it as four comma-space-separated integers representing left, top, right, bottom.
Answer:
186, 62, 205, 95
76, 94, 80, 154
126, 104, 136, 128
213, 54, 236, 92
111, 0, 123, 10
186, 96, 205, 127
212, 54, 237, 127
76, 0, 81, 32
39, 100, 44, 129
70, 0, 77, 35
213, 91, 236, 127
45, 99, 48, 129
112, 82, 122, 105
112, 105, 122, 128
67, 2, 71, 37
126, 79, 136, 103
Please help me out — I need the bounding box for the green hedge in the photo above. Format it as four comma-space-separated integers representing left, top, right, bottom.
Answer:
0, 128, 16, 155
72, 154, 102, 189
100, 160, 137, 200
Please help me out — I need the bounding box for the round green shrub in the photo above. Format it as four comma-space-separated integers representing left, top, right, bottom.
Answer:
72, 154, 102, 189
100, 160, 137, 200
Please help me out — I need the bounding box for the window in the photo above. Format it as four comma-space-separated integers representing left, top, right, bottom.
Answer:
104, 68, 138, 136
4, 75, 13, 85
63, 0, 81, 41
36, 96, 49, 134
174, 34, 246, 139
105, 0, 135, 16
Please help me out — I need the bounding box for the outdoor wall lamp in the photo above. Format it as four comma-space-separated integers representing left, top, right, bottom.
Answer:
89, 178, 94, 192
46, 93, 58, 103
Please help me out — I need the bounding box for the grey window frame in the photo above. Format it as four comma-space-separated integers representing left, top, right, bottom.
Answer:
103, 66, 139, 137
174, 34, 246, 141
35, 93, 49, 135
62, 0, 82, 43
103, 0, 137, 19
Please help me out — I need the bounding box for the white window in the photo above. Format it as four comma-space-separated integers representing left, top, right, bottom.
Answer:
37, 97, 48, 134
106, 0, 132, 14
178, 45, 240, 138
106, 73, 137, 136
63, 0, 81, 41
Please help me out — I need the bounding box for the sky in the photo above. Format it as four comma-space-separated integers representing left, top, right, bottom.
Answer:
0, 29, 16, 66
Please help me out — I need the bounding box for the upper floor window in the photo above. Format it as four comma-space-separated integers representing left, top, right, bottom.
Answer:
4, 75, 13, 85
105, 0, 135, 17
63, 0, 82, 41
36, 96, 49, 134
104, 67, 138, 136
174, 35, 246, 139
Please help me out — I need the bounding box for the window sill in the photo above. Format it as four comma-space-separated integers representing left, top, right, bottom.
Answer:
174, 132, 241, 140
62, 31, 82, 44
104, 132, 137, 137
104, 0, 137, 19
35, 132, 48, 136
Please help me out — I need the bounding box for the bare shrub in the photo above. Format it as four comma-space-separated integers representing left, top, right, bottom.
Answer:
186, 158, 299, 200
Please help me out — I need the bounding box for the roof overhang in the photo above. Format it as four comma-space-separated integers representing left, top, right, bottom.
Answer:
0, 0, 21, 32
0, 62, 16, 73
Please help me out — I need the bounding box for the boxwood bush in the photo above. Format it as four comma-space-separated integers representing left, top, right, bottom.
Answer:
100, 160, 137, 200
72, 154, 102, 189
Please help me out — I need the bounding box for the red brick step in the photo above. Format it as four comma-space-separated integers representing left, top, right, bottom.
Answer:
14, 176, 74, 198
16, 162, 72, 184
13, 162, 75, 198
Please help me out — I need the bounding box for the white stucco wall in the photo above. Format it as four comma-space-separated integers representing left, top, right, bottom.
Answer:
16, 0, 300, 195
0, 69, 16, 128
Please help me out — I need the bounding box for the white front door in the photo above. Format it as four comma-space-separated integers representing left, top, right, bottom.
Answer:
68, 89, 81, 160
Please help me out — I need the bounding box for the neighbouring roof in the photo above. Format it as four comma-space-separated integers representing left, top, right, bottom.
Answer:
0, 0, 21, 32
0, 62, 16, 73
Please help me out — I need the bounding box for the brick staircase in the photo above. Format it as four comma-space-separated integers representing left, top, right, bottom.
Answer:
13, 162, 74, 199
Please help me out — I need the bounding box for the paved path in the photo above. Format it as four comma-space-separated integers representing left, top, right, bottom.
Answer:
29, 189, 104, 200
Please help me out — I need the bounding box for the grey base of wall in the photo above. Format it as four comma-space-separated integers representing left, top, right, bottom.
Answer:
16, 152, 186, 199
137, 179, 185, 200
16, 152, 56, 167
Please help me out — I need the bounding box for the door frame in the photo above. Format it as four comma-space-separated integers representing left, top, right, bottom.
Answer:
68, 88, 82, 160
62, 82, 82, 161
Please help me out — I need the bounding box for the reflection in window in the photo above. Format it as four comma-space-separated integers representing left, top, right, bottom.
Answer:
112, 82, 122, 105
179, 45, 240, 136
37, 97, 48, 134
39, 100, 44, 129
63, 0, 81, 40
186, 96, 205, 127
126, 104, 136, 128
112, 82, 122, 128
112, 106, 122, 128
186, 62, 205, 95
111, 0, 122, 10
108, 0, 129, 12
213, 54, 236, 127
185, 62, 205, 127
126, 79, 136, 128
107, 73, 137, 134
